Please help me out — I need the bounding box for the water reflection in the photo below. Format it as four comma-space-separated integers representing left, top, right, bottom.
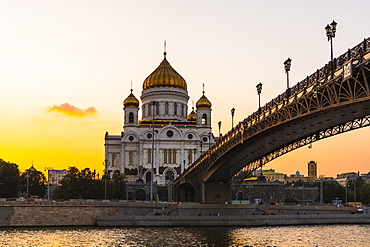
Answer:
0, 225, 369, 246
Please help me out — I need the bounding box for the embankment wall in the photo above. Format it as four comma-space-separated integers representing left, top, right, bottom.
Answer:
98, 214, 370, 227
0, 201, 366, 227
0, 201, 126, 227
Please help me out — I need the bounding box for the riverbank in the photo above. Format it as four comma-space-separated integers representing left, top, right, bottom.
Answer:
97, 214, 370, 227
0, 201, 368, 227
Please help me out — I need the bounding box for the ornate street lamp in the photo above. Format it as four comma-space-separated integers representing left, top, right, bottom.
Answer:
325, 20, 337, 73
103, 159, 109, 200
44, 167, 53, 200
150, 101, 158, 202
231, 108, 235, 128
208, 132, 211, 150
284, 57, 292, 97
256, 82, 262, 114
218, 121, 222, 137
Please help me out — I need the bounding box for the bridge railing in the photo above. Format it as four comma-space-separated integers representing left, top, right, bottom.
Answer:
180, 37, 370, 179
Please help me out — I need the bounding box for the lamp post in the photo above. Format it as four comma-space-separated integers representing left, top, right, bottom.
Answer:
150, 101, 158, 202
44, 167, 52, 200
319, 175, 325, 204
218, 121, 222, 137
354, 178, 357, 207
26, 168, 29, 199
284, 57, 292, 97
231, 108, 235, 128
208, 132, 211, 150
325, 20, 337, 74
104, 159, 108, 200
256, 82, 262, 114
345, 180, 348, 204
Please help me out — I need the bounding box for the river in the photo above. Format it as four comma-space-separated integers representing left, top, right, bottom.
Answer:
0, 225, 369, 246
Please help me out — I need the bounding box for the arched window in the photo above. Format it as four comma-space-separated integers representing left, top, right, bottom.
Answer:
202, 114, 207, 124
270, 192, 275, 203
148, 104, 152, 116
156, 103, 159, 115
129, 112, 134, 123
147, 149, 152, 164
135, 189, 146, 200
112, 154, 117, 167
129, 151, 133, 165
174, 103, 177, 115
181, 104, 184, 117
165, 171, 174, 181
128, 192, 133, 200
165, 102, 169, 114
237, 192, 243, 200
146, 172, 152, 183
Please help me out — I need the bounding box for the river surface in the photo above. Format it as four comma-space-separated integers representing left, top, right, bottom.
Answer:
0, 225, 369, 246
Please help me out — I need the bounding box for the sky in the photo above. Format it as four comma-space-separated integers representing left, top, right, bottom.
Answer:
0, 0, 369, 178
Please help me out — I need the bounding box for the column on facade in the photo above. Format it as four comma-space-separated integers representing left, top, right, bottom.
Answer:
155, 140, 160, 175
180, 140, 185, 173
121, 143, 125, 175
138, 139, 144, 178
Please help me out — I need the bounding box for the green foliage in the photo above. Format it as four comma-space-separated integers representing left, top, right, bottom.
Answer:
54, 167, 127, 200
111, 171, 127, 200
19, 166, 47, 198
358, 183, 370, 205
0, 159, 20, 197
54, 167, 102, 199
321, 181, 345, 203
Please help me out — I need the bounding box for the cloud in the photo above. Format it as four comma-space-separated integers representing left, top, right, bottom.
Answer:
47, 103, 97, 117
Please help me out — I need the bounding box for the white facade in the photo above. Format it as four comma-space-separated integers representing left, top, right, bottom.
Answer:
104, 53, 214, 187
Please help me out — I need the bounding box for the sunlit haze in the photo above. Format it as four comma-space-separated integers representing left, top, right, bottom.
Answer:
1, 0, 369, 178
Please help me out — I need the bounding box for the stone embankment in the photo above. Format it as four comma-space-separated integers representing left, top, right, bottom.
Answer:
98, 214, 370, 227
0, 200, 368, 227
0, 201, 125, 227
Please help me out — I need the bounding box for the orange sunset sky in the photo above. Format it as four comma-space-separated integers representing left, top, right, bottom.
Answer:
0, 1, 369, 178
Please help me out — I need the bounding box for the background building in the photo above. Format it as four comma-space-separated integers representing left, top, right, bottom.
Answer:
307, 161, 317, 181
253, 169, 287, 183
286, 171, 308, 184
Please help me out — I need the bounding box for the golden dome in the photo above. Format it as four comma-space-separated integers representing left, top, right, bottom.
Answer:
123, 90, 139, 107
143, 53, 187, 90
196, 92, 212, 109
187, 107, 197, 121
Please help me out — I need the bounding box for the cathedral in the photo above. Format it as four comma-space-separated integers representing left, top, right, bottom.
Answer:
104, 51, 214, 201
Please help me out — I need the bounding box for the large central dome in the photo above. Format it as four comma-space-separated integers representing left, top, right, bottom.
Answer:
142, 53, 187, 91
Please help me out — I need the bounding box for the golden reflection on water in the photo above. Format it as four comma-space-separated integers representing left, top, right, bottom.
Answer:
0, 225, 369, 246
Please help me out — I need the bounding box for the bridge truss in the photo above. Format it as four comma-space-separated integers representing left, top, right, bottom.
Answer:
175, 37, 370, 202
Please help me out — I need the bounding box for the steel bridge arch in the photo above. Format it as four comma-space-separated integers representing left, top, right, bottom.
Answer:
174, 37, 370, 203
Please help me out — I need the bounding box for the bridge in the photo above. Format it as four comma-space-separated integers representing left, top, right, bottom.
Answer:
173, 37, 370, 204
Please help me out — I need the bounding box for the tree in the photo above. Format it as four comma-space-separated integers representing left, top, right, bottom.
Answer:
320, 181, 345, 203
358, 183, 370, 205
54, 166, 103, 199
347, 177, 365, 202
53, 167, 128, 200
19, 166, 47, 198
110, 171, 127, 200
0, 159, 20, 198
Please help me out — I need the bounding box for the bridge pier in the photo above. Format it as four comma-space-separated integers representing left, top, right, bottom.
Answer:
202, 182, 231, 204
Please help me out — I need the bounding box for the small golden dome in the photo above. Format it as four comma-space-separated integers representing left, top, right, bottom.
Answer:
196, 92, 212, 109
187, 107, 197, 121
143, 53, 187, 90
123, 90, 139, 107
